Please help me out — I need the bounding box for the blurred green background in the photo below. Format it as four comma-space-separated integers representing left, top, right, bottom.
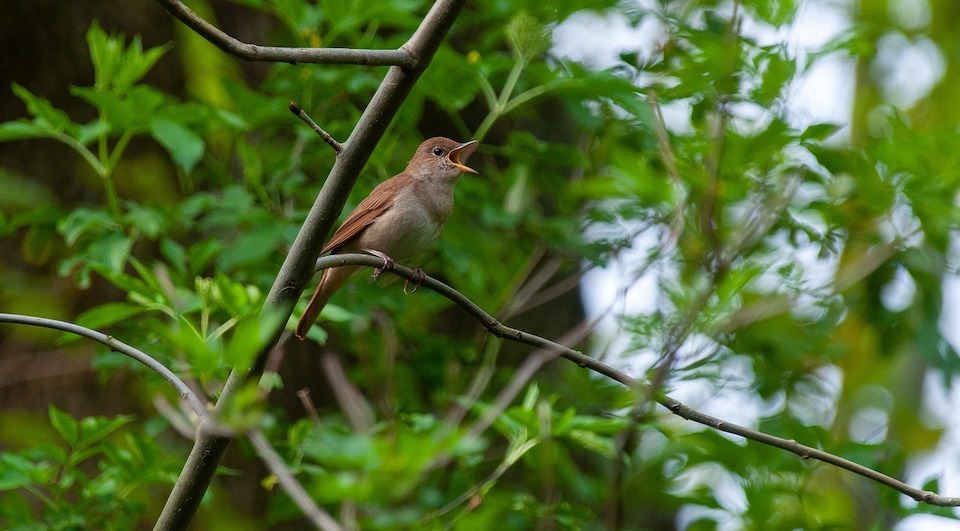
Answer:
2, 0, 960, 529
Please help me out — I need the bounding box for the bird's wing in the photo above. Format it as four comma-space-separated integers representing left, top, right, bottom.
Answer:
321, 173, 406, 254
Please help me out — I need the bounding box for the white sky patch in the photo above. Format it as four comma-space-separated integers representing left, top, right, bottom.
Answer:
551, 9, 662, 69
896, 372, 960, 528
940, 234, 960, 350
872, 33, 945, 109
788, 56, 855, 134
658, 99, 694, 134
889, 0, 932, 31
786, 0, 855, 134
897, 515, 960, 531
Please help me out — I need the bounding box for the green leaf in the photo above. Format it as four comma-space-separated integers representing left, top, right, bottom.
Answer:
49, 405, 79, 446
217, 221, 284, 272
564, 415, 631, 435
77, 415, 134, 449
223, 315, 268, 372
88, 231, 134, 273
21, 224, 57, 265
173, 316, 224, 376
71, 85, 168, 131
150, 118, 205, 173
11, 82, 73, 132
187, 239, 223, 274
75, 120, 110, 145
300, 320, 329, 344
0, 454, 54, 490
160, 238, 188, 274
755, 47, 796, 105
564, 429, 616, 459
213, 271, 260, 315
123, 202, 166, 238
57, 208, 118, 246
0, 119, 57, 142
87, 20, 170, 92
800, 122, 841, 142
746, 0, 797, 25
75, 302, 147, 330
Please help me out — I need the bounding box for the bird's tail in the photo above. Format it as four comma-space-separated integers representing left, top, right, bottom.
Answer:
295, 266, 356, 340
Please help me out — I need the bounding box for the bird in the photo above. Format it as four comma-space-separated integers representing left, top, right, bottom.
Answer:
295, 137, 479, 340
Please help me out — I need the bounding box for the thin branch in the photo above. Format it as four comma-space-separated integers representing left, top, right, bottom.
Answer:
154, 396, 200, 439
508, 265, 588, 317
647, 91, 686, 249
497, 252, 559, 319
440, 335, 501, 429
155, 0, 415, 68
320, 352, 375, 433
0, 313, 208, 421
428, 441, 534, 521
297, 389, 322, 426
247, 429, 344, 531
290, 101, 343, 153
460, 317, 600, 445
155, 2, 471, 527
370, 309, 399, 421
308, 254, 960, 508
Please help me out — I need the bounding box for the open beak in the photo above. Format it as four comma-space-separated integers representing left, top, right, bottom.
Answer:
448, 141, 479, 174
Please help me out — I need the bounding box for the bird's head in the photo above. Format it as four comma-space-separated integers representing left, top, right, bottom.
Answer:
408, 137, 479, 180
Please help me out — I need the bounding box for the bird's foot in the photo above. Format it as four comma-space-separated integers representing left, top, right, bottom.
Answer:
404, 268, 426, 294
363, 249, 395, 280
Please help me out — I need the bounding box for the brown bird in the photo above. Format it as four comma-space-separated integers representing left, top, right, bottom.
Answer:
295, 137, 479, 340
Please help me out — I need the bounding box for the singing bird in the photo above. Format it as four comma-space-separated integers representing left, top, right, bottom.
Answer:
295, 137, 479, 339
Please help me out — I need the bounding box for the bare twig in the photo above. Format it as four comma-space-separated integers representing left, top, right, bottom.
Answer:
247, 429, 344, 531
297, 389, 322, 426
508, 266, 587, 317
154, 396, 200, 439
647, 91, 686, 249
290, 101, 343, 153
440, 336, 501, 428
307, 253, 960, 508
155, 0, 415, 68
320, 352, 375, 433
461, 317, 599, 443
0, 313, 208, 420
370, 309, 399, 421
497, 252, 559, 319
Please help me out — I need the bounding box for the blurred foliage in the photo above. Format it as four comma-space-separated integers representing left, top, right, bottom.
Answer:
0, 406, 178, 529
2, 0, 960, 529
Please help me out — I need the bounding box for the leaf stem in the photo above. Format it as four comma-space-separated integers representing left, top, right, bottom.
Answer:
474, 59, 527, 140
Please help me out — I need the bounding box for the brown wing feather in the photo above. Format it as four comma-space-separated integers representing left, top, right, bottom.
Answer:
321, 173, 409, 254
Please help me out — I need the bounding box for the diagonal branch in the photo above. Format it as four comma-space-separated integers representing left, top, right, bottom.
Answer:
0, 313, 208, 421
155, 0, 415, 67
247, 429, 343, 531
309, 254, 960, 508
154, 1, 471, 529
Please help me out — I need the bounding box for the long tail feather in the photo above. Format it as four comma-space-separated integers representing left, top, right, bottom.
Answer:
295, 266, 357, 339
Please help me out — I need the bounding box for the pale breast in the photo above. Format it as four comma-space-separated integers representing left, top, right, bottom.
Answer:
357, 180, 454, 260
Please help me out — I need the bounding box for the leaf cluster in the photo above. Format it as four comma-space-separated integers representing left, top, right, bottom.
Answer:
2, 0, 960, 528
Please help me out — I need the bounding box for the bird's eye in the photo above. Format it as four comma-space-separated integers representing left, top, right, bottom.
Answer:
432, 147, 444, 156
